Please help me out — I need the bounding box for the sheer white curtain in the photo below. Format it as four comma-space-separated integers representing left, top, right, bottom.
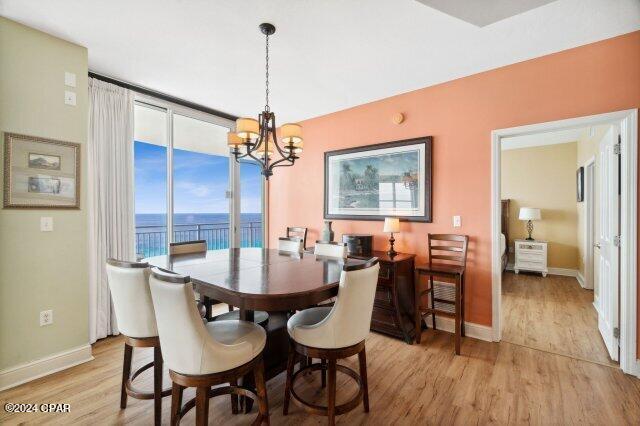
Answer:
88, 78, 135, 343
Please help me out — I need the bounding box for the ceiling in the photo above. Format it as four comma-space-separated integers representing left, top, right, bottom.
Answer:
1, 0, 638, 123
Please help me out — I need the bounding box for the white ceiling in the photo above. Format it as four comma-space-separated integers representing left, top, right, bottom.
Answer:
1, 0, 638, 123
415, 0, 559, 27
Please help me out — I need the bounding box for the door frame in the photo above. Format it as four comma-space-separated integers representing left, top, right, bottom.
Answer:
491, 109, 638, 376
582, 157, 596, 290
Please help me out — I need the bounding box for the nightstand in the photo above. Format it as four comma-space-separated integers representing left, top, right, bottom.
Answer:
514, 239, 548, 277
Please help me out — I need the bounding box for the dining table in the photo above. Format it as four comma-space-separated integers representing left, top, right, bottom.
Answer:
143, 247, 374, 411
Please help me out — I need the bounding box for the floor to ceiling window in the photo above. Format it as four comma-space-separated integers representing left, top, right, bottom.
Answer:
133, 99, 264, 258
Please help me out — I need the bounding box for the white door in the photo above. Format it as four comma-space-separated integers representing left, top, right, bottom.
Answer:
596, 125, 620, 361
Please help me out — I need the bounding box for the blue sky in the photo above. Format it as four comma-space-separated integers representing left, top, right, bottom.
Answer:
134, 141, 262, 214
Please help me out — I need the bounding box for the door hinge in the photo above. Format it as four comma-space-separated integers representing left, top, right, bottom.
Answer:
613, 235, 621, 247
613, 143, 621, 155
613, 327, 620, 338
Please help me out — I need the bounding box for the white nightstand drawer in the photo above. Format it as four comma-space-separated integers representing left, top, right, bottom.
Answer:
516, 243, 544, 251
517, 252, 544, 262
516, 260, 545, 270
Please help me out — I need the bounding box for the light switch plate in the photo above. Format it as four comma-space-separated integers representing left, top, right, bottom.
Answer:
64, 90, 76, 106
40, 310, 53, 326
41, 217, 53, 232
64, 71, 76, 87
453, 215, 461, 228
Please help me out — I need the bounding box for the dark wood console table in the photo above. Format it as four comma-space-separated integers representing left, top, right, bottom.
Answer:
353, 251, 416, 344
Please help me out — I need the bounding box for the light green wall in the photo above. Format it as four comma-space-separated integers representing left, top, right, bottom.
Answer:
0, 17, 89, 369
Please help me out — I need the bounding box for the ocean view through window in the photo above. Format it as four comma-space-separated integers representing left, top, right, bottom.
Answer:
134, 102, 262, 258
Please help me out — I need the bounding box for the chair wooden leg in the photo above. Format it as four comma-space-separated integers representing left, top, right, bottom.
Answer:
283, 342, 296, 415
195, 386, 209, 426
454, 275, 461, 355
327, 359, 337, 426
153, 346, 163, 426
358, 347, 370, 412
321, 359, 327, 388
120, 343, 132, 409
203, 296, 212, 321
228, 304, 234, 312
460, 274, 466, 337
230, 379, 239, 414
430, 276, 436, 330
254, 358, 270, 425
414, 273, 423, 344
170, 382, 183, 426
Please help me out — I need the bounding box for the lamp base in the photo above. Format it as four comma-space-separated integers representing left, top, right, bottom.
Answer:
525, 237, 535, 241
387, 233, 397, 257
387, 249, 397, 257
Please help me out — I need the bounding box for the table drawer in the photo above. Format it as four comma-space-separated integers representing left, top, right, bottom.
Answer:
374, 285, 394, 309
517, 252, 545, 262
516, 243, 545, 251
378, 263, 394, 285
371, 306, 398, 331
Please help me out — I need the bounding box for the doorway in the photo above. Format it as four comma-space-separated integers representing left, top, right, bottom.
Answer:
491, 109, 638, 376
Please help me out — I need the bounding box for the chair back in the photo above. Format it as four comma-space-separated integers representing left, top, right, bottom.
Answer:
169, 240, 207, 255
314, 241, 347, 258
428, 234, 469, 268
317, 258, 379, 348
149, 268, 253, 375
278, 236, 304, 253
106, 259, 157, 338
286, 227, 308, 249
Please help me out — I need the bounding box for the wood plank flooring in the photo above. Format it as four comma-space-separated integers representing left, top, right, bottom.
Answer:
2, 320, 639, 424
501, 272, 615, 366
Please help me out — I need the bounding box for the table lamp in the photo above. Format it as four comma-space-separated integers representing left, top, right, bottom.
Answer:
519, 207, 541, 241
383, 217, 400, 256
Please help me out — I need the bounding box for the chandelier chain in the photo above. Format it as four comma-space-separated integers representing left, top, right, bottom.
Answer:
264, 33, 270, 112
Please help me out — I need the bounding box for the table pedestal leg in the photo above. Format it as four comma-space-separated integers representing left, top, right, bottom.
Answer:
239, 308, 255, 413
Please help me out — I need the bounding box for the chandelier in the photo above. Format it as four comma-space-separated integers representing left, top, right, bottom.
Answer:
227, 23, 303, 179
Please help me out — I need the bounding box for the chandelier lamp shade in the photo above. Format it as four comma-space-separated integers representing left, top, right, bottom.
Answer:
227, 23, 303, 179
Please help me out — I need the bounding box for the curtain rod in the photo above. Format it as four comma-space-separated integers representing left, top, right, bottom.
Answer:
88, 71, 238, 121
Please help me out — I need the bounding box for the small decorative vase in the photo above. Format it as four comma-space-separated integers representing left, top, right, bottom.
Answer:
321, 220, 334, 242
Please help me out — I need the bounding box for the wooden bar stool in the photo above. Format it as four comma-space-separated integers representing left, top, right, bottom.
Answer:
106, 259, 172, 426
149, 268, 270, 426
283, 258, 380, 425
414, 234, 468, 354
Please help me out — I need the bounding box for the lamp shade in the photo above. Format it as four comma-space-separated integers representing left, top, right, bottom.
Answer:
236, 117, 259, 139
255, 140, 274, 157
287, 140, 303, 154
281, 123, 303, 145
519, 207, 541, 221
227, 132, 243, 146
383, 217, 400, 233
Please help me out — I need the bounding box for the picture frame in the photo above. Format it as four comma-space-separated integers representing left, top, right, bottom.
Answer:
577, 166, 584, 202
3, 132, 80, 209
324, 136, 432, 222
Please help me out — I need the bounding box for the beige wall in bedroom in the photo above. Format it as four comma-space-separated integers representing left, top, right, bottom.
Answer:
501, 142, 579, 270
0, 17, 89, 369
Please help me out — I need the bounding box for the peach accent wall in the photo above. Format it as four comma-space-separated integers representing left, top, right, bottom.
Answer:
268, 32, 640, 332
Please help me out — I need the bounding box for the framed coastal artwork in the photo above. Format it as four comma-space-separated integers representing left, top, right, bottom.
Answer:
324, 137, 432, 222
3, 133, 80, 209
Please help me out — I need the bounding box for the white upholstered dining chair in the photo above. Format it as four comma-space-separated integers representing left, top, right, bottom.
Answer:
148, 267, 270, 425
278, 236, 304, 253
283, 258, 380, 425
314, 241, 348, 258
106, 259, 169, 426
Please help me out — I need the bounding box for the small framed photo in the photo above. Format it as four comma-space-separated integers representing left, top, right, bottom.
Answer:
4, 133, 80, 209
577, 166, 584, 202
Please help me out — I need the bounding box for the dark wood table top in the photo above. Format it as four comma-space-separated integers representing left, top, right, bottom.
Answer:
144, 248, 375, 311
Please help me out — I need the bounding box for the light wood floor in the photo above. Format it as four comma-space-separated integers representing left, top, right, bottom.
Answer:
501, 272, 615, 366
2, 324, 640, 424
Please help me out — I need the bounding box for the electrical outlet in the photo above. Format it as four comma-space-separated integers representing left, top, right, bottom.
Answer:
64, 90, 76, 106
453, 215, 461, 228
40, 310, 53, 326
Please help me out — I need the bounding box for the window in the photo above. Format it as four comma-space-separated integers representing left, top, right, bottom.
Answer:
133, 99, 264, 258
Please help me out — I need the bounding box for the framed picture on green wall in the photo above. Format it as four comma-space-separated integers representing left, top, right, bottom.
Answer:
3, 132, 80, 209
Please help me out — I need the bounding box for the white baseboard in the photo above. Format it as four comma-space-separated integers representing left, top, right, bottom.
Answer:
0, 344, 93, 392
422, 316, 493, 342
576, 271, 585, 288
506, 263, 580, 279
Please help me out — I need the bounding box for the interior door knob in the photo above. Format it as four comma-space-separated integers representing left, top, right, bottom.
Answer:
594, 242, 601, 249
